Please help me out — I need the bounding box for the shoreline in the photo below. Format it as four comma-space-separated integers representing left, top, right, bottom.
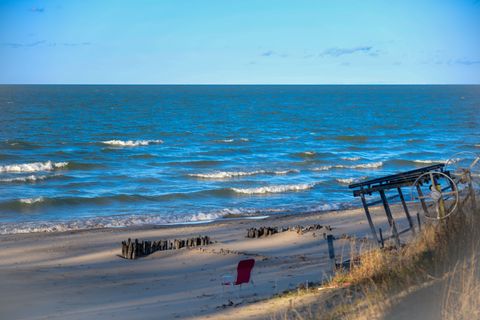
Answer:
0, 203, 414, 320
0, 202, 359, 235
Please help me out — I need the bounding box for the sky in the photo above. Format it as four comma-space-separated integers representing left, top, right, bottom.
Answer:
0, 0, 479, 84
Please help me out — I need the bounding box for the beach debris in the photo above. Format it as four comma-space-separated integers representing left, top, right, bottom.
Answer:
121, 235, 212, 259
245, 224, 326, 238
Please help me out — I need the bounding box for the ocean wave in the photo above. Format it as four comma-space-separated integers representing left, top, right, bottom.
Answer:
19, 197, 44, 204
0, 174, 54, 183
101, 139, 163, 147
334, 135, 369, 142
0, 161, 68, 173
0, 140, 41, 150
341, 156, 361, 161
294, 151, 317, 158
413, 159, 446, 164
231, 183, 315, 195
214, 138, 249, 143
188, 169, 299, 179
313, 161, 383, 171
336, 176, 368, 185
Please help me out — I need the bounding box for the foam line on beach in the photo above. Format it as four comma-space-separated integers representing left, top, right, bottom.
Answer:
0, 207, 284, 234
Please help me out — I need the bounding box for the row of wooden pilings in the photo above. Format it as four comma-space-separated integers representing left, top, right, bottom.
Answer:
246, 224, 328, 238
121, 236, 212, 259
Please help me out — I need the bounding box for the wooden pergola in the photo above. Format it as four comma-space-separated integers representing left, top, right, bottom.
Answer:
348, 164, 446, 247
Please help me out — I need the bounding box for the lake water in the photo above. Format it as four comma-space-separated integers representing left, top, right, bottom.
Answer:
0, 85, 479, 234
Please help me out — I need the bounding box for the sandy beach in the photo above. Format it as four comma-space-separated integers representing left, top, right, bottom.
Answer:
0, 204, 414, 320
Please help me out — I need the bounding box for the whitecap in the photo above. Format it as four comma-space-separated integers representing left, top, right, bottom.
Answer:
341, 156, 361, 161
214, 138, 249, 143
413, 159, 446, 164
20, 197, 44, 204
0, 175, 49, 183
313, 161, 383, 171
0, 161, 68, 173
231, 183, 315, 194
101, 139, 163, 147
188, 169, 299, 179
336, 176, 368, 185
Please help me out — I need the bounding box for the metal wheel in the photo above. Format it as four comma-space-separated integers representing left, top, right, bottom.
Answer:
445, 151, 480, 186
411, 171, 459, 220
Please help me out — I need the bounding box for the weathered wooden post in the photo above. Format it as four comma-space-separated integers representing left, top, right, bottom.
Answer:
327, 235, 336, 273
379, 190, 401, 248
379, 228, 384, 248
417, 213, 422, 232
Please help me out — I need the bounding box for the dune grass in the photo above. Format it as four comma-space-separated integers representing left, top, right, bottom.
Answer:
277, 199, 480, 320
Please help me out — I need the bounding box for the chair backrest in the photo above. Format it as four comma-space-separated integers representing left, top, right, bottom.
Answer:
235, 259, 255, 285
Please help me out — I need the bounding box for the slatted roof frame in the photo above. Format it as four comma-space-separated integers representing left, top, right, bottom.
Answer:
348, 164, 447, 247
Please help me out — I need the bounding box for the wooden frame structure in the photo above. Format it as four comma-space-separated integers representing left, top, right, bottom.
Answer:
348, 164, 446, 247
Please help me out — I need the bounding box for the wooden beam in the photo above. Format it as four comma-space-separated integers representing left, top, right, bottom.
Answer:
379, 190, 401, 247
397, 187, 415, 235
360, 193, 380, 245
416, 185, 429, 215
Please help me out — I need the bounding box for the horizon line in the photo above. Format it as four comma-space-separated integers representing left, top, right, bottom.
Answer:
1, 83, 480, 86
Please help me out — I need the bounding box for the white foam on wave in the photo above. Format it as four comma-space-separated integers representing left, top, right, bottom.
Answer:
189, 169, 299, 179
101, 139, 163, 147
0, 174, 49, 183
0, 161, 68, 173
215, 138, 249, 143
341, 156, 361, 161
20, 197, 44, 204
336, 176, 368, 185
413, 159, 445, 164
231, 183, 315, 195
313, 161, 383, 171
299, 151, 316, 157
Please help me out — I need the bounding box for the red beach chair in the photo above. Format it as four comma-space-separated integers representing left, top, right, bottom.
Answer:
222, 259, 255, 292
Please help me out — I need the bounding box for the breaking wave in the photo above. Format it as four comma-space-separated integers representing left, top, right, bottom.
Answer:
335, 176, 368, 185
341, 156, 361, 161
0, 174, 58, 183
313, 161, 383, 171
231, 183, 316, 195
188, 169, 299, 179
413, 159, 446, 164
19, 197, 45, 204
214, 138, 249, 143
0, 161, 68, 173
101, 139, 163, 147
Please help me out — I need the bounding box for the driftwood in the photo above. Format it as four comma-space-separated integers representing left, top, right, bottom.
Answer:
121, 236, 212, 260
246, 224, 327, 239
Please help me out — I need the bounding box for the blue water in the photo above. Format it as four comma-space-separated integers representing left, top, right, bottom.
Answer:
0, 85, 479, 233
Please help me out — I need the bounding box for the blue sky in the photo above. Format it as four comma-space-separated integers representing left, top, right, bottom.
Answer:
0, 0, 479, 84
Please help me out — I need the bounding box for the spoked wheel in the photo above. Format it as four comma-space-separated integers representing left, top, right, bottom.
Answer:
445, 151, 480, 186
411, 171, 459, 220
